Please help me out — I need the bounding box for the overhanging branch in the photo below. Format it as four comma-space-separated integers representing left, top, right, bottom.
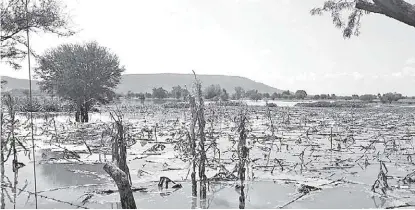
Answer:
356, 0, 415, 28
356, 1, 383, 13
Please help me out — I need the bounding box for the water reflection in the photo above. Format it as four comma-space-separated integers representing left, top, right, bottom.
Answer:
372, 196, 386, 208
38, 160, 105, 187
191, 196, 197, 209
111, 202, 121, 209
238, 186, 245, 209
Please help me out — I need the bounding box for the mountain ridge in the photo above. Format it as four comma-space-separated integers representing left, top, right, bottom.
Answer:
1, 73, 282, 94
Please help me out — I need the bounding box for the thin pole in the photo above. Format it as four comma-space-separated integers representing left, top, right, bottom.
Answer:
330, 127, 333, 150
25, 0, 38, 208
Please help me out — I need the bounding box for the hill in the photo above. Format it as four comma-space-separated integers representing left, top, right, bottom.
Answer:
1, 76, 39, 91
1, 74, 282, 94
117, 73, 281, 94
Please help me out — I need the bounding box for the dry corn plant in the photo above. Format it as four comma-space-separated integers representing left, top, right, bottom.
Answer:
293, 147, 311, 174
236, 108, 250, 209
206, 107, 221, 166
36, 113, 59, 146
188, 94, 198, 209
194, 71, 208, 205
1, 94, 30, 208
371, 161, 389, 196
265, 102, 278, 167
185, 70, 209, 208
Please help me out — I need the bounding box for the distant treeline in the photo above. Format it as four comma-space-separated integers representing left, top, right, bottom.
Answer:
122, 85, 414, 104
5, 84, 413, 106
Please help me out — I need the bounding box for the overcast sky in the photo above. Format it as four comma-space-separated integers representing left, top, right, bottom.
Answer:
1, 0, 415, 95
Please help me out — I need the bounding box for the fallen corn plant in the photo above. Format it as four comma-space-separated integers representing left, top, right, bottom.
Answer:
371, 161, 389, 195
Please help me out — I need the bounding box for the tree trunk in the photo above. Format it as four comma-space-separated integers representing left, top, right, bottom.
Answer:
79, 105, 87, 123
103, 163, 136, 209
356, 0, 415, 28
118, 126, 131, 185
75, 110, 80, 122
83, 109, 89, 123
81, 106, 85, 123
111, 113, 132, 184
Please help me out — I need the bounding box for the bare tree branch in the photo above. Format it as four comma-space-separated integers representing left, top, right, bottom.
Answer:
311, 0, 415, 38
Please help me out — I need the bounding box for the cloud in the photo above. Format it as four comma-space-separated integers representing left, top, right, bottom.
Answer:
390, 66, 415, 78
403, 67, 415, 76
323, 72, 364, 80
260, 49, 272, 56
295, 72, 317, 81
406, 57, 415, 65
392, 72, 403, 77
352, 72, 364, 80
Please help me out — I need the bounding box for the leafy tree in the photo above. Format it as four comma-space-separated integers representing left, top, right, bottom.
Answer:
320, 94, 329, 99
137, 93, 145, 104
220, 88, 229, 101
295, 90, 307, 99
126, 91, 134, 99
182, 88, 190, 101
262, 93, 270, 99
246, 89, 262, 101
204, 84, 222, 100
152, 87, 168, 99
1, 0, 74, 69
35, 41, 124, 122
145, 92, 152, 98
114, 93, 123, 100
281, 90, 291, 99
377, 93, 382, 99
233, 86, 245, 100
330, 94, 337, 100
251, 93, 262, 101
1, 80, 7, 89
271, 92, 279, 100
313, 94, 321, 100
352, 94, 360, 100
171, 85, 183, 100
381, 92, 403, 104
359, 94, 376, 102
137, 93, 145, 100
245, 89, 256, 98
311, 0, 415, 39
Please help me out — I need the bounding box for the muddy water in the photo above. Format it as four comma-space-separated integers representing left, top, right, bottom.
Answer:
3, 153, 382, 209
2, 160, 381, 209
4, 105, 415, 209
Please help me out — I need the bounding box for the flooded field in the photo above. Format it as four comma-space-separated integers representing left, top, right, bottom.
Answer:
2, 103, 415, 209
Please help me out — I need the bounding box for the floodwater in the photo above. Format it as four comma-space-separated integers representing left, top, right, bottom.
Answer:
2, 157, 382, 209
3, 104, 415, 209
243, 100, 314, 107
1, 145, 392, 209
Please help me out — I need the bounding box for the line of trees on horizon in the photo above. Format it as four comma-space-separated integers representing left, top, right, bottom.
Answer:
122, 85, 413, 104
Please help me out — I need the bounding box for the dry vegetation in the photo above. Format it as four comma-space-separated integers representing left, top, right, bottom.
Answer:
2, 93, 415, 208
